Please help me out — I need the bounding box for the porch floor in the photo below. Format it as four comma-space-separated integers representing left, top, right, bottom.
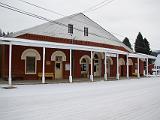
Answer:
0, 76, 140, 85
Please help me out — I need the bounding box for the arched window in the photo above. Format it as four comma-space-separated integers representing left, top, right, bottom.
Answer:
80, 55, 91, 72
128, 59, 133, 66
119, 58, 125, 66
51, 51, 66, 61
106, 57, 113, 65
21, 49, 41, 74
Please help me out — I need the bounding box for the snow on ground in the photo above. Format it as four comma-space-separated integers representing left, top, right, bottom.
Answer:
0, 77, 160, 120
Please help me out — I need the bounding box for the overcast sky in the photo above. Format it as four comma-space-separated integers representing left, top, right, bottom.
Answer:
0, 0, 160, 50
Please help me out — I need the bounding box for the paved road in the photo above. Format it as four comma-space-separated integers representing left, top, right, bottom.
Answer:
0, 77, 160, 120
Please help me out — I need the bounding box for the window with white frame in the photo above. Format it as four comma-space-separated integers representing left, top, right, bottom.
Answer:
84, 27, 88, 36
26, 56, 36, 74
68, 24, 73, 34
21, 49, 41, 74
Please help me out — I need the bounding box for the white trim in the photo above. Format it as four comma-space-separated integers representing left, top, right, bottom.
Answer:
21, 49, 40, 75
128, 58, 133, 66
51, 51, 66, 61
90, 51, 93, 81
137, 58, 140, 78
80, 55, 91, 64
42, 47, 45, 84
116, 54, 119, 80
69, 49, 72, 83
0, 37, 129, 54
104, 52, 107, 80
146, 58, 149, 77
106, 53, 116, 57
119, 58, 125, 66
21, 49, 41, 60
105, 57, 113, 65
129, 53, 156, 59
8, 43, 12, 86
126, 54, 129, 79
0, 37, 156, 60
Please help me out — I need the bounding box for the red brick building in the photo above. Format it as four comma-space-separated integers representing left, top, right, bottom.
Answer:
0, 13, 155, 85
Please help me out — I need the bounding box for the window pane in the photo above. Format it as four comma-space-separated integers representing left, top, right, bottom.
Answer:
94, 54, 98, 59
81, 58, 86, 63
56, 63, 61, 70
56, 56, 62, 62
68, 24, 73, 34
84, 27, 88, 36
81, 64, 87, 71
94, 65, 96, 72
26, 57, 35, 73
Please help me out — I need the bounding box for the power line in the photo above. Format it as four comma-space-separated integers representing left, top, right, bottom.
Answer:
0, 2, 119, 43
83, 0, 115, 13
0, 1, 138, 51
82, 0, 110, 12
15, 0, 126, 40
17, 0, 64, 17
16, 0, 108, 29
88, 0, 114, 13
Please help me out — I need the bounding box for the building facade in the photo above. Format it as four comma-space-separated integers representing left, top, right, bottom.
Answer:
0, 13, 155, 84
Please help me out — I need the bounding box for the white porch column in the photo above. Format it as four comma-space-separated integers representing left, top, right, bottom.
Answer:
126, 54, 129, 79
104, 52, 107, 81
8, 43, 12, 86
156, 66, 158, 76
90, 51, 93, 82
116, 54, 119, 80
146, 58, 149, 77
69, 49, 72, 83
137, 57, 140, 78
42, 47, 45, 84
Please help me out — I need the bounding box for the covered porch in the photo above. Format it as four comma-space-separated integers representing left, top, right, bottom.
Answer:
0, 37, 156, 86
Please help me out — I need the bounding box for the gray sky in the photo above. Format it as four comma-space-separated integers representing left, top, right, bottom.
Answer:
0, 0, 160, 50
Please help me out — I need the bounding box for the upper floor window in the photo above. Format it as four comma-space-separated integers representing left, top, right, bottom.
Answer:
84, 27, 88, 36
68, 24, 73, 34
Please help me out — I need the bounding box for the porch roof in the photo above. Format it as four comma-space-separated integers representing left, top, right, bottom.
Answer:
128, 53, 156, 59
0, 37, 156, 59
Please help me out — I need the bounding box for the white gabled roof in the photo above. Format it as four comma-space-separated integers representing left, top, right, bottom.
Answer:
11, 13, 133, 52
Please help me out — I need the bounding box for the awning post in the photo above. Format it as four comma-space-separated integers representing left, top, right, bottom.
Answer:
42, 47, 45, 84
104, 52, 107, 81
126, 54, 129, 79
90, 51, 93, 82
69, 49, 72, 83
8, 43, 12, 86
137, 58, 140, 78
116, 54, 119, 80
146, 58, 149, 77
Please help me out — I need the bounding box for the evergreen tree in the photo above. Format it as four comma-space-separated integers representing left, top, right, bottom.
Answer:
2, 32, 6, 37
135, 32, 152, 56
135, 32, 145, 54
5, 32, 10, 37
123, 37, 132, 50
0, 29, 2, 37
0, 28, 12, 37
144, 38, 151, 55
